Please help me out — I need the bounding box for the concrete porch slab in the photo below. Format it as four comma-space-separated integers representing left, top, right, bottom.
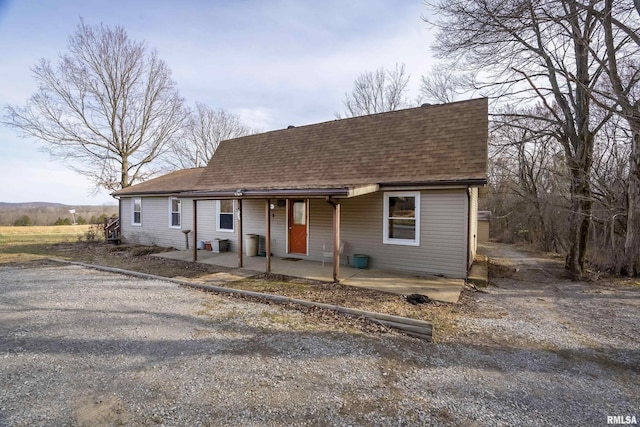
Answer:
341, 270, 463, 304
152, 250, 463, 303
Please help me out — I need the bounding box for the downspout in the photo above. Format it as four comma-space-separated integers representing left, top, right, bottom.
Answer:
326, 196, 338, 208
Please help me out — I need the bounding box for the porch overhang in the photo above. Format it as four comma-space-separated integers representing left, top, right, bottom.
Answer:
179, 184, 380, 200
379, 178, 487, 190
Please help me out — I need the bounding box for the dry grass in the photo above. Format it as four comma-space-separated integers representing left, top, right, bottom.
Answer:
0, 224, 90, 240
0, 225, 92, 263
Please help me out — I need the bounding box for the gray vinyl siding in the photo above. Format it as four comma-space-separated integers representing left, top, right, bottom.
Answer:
120, 197, 253, 252
333, 189, 469, 278
192, 200, 240, 251
120, 196, 192, 249
120, 189, 469, 278
237, 199, 287, 255
281, 190, 468, 277
308, 199, 334, 259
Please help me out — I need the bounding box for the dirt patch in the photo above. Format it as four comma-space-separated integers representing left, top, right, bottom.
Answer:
49, 242, 233, 278
488, 261, 516, 280
73, 395, 133, 427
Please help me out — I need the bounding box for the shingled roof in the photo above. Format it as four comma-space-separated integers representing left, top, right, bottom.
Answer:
113, 168, 204, 196
113, 99, 488, 198
190, 98, 487, 196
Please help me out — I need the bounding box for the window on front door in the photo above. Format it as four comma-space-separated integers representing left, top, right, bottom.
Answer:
288, 199, 308, 254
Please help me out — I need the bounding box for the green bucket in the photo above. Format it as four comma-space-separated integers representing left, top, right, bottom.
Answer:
353, 254, 369, 269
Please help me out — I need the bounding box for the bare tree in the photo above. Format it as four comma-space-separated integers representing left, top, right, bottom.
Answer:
575, 0, 640, 275
337, 63, 411, 118
3, 20, 187, 191
169, 103, 253, 169
420, 63, 469, 104
489, 105, 569, 252
425, 0, 611, 276
589, 115, 632, 270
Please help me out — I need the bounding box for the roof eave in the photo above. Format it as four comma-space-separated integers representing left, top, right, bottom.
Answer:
111, 190, 190, 197
180, 187, 352, 199
379, 178, 487, 188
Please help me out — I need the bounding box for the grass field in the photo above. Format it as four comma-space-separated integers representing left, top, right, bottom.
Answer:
0, 225, 93, 263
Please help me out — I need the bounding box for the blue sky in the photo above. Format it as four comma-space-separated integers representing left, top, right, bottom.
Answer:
0, 0, 435, 206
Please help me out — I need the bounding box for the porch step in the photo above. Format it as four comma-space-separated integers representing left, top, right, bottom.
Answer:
468, 254, 488, 287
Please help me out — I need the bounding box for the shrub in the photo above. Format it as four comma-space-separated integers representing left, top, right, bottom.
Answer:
83, 224, 102, 242
13, 215, 32, 226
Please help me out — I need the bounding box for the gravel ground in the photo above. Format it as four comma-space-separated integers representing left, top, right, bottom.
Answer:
1, 248, 639, 426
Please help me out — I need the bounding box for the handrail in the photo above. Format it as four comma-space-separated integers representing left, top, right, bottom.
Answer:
103, 217, 121, 243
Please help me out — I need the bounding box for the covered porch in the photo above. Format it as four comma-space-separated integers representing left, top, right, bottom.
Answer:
185, 187, 373, 284
154, 249, 463, 303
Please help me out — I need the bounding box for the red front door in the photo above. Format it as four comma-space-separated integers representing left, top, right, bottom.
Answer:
288, 199, 307, 254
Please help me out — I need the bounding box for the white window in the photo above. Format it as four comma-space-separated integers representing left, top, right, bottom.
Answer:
383, 191, 420, 246
216, 200, 235, 232
132, 197, 142, 226
169, 197, 181, 228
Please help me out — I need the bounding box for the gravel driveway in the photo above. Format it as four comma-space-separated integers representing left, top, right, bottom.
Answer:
1, 252, 639, 426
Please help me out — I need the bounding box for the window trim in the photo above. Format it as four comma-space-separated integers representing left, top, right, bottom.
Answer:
383, 191, 420, 246
168, 197, 181, 229
131, 197, 142, 226
216, 199, 235, 233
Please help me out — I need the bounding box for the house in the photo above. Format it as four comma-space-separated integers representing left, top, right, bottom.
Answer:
112, 98, 488, 281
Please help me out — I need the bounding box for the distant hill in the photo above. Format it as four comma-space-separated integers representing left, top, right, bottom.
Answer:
0, 202, 118, 226
0, 202, 117, 211
0, 202, 70, 210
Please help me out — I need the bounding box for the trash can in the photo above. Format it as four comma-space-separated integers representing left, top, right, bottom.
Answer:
245, 234, 258, 256
353, 254, 369, 269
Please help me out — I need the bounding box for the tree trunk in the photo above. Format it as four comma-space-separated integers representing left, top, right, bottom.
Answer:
625, 130, 640, 275
121, 156, 130, 189
566, 162, 592, 277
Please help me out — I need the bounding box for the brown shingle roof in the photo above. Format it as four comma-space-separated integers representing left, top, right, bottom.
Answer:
112, 168, 204, 196
194, 98, 487, 192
